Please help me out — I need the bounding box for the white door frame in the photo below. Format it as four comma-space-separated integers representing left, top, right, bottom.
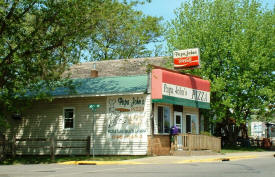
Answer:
174, 111, 183, 133
174, 111, 183, 149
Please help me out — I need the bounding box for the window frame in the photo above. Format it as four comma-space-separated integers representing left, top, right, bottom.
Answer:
156, 104, 172, 134
185, 113, 199, 134
63, 107, 75, 129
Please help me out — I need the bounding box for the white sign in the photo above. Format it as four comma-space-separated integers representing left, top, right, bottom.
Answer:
106, 112, 147, 142
107, 95, 145, 113
162, 83, 210, 103
106, 95, 147, 142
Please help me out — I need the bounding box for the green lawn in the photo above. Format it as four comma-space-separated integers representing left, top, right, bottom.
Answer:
0, 155, 147, 165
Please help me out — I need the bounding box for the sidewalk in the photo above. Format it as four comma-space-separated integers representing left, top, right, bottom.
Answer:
59, 151, 275, 165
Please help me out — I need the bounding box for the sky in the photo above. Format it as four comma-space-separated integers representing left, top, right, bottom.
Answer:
136, 0, 275, 22
136, 0, 184, 21
134, 0, 275, 56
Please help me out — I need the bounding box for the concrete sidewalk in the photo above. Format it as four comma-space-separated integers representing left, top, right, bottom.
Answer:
59, 151, 275, 165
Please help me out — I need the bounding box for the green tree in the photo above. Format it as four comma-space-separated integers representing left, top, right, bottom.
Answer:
166, 0, 274, 145
0, 0, 98, 128
87, 1, 163, 60
0, 0, 162, 129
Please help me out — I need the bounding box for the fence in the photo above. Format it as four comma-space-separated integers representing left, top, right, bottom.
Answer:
0, 138, 8, 161
173, 134, 221, 152
0, 136, 91, 161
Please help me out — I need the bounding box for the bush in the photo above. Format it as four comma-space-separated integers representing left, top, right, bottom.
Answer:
200, 131, 212, 136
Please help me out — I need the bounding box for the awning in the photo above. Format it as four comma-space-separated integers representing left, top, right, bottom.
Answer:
151, 68, 210, 109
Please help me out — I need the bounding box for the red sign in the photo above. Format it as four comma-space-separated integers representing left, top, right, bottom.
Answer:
173, 48, 200, 69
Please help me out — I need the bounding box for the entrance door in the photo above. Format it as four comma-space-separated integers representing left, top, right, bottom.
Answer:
174, 112, 183, 149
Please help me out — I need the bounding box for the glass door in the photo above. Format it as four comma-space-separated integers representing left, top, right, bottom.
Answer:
174, 111, 183, 149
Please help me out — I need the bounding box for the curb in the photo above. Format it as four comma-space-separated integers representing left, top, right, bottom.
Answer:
177, 155, 259, 164
58, 153, 274, 165
58, 155, 258, 165
58, 161, 147, 165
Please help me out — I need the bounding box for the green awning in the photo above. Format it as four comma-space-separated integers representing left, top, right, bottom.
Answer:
152, 95, 210, 109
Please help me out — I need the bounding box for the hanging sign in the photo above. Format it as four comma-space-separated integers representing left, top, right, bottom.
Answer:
173, 48, 200, 69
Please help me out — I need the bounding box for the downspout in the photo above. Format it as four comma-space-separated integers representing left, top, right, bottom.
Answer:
147, 67, 155, 155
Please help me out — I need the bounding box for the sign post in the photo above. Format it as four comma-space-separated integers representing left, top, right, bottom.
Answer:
88, 104, 101, 158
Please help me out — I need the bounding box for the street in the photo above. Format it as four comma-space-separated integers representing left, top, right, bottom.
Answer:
0, 157, 274, 177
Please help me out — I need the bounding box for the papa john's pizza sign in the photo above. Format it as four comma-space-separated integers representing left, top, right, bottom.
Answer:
151, 69, 210, 109
173, 48, 200, 69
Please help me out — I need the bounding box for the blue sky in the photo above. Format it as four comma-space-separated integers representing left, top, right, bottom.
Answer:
136, 0, 275, 22
134, 0, 274, 56
136, 0, 184, 21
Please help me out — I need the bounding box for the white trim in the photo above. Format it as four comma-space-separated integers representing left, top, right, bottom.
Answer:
63, 107, 75, 130
174, 111, 183, 149
53, 92, 146, 99
174, 111, 183, 132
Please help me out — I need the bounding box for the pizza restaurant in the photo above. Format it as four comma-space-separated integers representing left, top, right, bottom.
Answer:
148, 66, 213, 155
5, 57, 220, 156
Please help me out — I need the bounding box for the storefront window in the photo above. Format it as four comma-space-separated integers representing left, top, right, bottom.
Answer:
157, 106, 170, 133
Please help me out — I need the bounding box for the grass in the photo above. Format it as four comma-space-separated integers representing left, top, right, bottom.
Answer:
221, 146, 266, 154
0, 155, 147, 165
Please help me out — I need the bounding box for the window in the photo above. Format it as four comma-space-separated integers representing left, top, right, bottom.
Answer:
157, 106, 170, 133
186, 115, 191, 133
185, 114, 199, 134
64, 108, 74, 129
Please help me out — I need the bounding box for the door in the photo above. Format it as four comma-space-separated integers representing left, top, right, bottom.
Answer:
174, 112, 183, 149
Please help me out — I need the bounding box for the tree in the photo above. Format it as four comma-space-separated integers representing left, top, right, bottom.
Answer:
86, 1, 163, 60
166, 0, 274, 145
0, 0, 162, 129
0, 0, 96, 128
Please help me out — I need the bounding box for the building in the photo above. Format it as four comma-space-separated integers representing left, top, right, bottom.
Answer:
250, 121, 266, 139
5, 57, 214, 156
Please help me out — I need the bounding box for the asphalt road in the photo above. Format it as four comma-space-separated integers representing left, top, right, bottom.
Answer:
0, 157, 274, 177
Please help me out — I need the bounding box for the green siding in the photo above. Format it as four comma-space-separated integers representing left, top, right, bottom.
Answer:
152, 95, 210, 109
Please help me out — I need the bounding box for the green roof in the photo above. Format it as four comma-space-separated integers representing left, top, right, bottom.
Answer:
51, 75, 148, 97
